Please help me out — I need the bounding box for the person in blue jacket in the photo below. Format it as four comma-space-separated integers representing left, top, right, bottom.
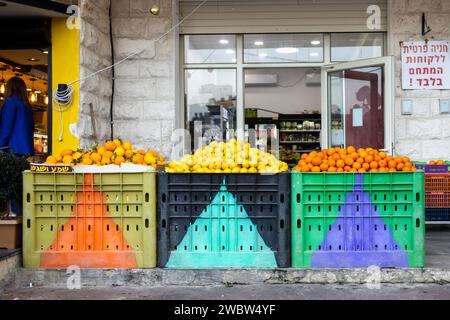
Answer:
0, 77, 35, 156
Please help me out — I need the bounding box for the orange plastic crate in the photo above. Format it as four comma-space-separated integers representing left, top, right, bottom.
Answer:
425, 193, 450, 208
425, 174, 450, 193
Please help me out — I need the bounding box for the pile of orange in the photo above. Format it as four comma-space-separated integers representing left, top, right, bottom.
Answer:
429, 160, 446, 165
45, 139, 165, 167
293, 146, 416, 173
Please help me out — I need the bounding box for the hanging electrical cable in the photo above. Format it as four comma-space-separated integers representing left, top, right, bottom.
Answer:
109, 0, 115, 140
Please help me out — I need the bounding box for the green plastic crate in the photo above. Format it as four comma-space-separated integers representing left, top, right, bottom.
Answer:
291, 172, 425, 268
23, 171, 157, 269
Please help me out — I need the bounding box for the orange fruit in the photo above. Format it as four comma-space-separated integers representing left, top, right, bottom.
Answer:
312, 157, 322, 166
300, 166, 310, 172
327, 149, 336, 156
437, 160, 444, 165
45, 156, 57, 164
353, 162, 362, 170
61, 149, 73, 157
114, 156, 125, 165
370, 168, 378, 172
103, 151, 114, 159
311, 166, 321, 172
429, 160, 436, 165
105, 141, 116, 151
350, 168, 357, 172
332, 153, 340, 161
101, 157, 111, 165
97, 146, 106, 156
113, 139, 122, 147
62, 155, 73, 164
365, 155, 374, 163
362, 163, 370, 171
123, 141, 132, 151
301, 153, 308, 160
370, 161, 379, 169
402, 166, 411, 172
114, 146, 125, 157
90, 153, 102, 162
344, 166, 351, 172
337, 168, 344, 172
336, 159, 345, 168
402, 156, 410, 163
411, 166, 417, 171
379, 160, 387, 168
132, 154, 145, 165
328, 167, 337, 172
357, 157, 365, 164
344, 157, 354, 166
320, 163, 329, 171
358, 168, 366, 173
328, 159, 336, 167
397, 163, 404, 170
350, 152, 359, 160
81, 157, 93, 165
379, 152, 387, 159
388, 160, 397, 169
347, 146, 356, 154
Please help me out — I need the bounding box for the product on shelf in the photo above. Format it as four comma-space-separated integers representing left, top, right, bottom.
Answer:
166, 139, 289, 173
44, 139, 165, 167
293, 146, 417, 173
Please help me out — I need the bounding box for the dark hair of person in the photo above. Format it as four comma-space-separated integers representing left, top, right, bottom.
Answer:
5, 77, 31, 107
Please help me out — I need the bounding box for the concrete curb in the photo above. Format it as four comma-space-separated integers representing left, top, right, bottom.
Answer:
0, 252, 21, 287
7, 268, 450, 288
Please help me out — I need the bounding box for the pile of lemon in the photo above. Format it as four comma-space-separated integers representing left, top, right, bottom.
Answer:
166, 139, 289, 173
45, 139, 165, 167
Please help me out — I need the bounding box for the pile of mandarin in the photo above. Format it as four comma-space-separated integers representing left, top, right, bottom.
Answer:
293, 146, 417, 173
45, 139, 165, 167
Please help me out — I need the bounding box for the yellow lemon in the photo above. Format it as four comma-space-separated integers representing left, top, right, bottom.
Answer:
122, 141, 132, 151
45, 156, 57, 164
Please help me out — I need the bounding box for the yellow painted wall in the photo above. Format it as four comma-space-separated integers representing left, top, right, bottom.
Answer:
51, 18, 80, 155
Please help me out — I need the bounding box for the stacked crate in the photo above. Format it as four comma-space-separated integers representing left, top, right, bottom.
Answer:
23, 171, 157, 268
158, 173, 291, 268
291, 172, 425, 268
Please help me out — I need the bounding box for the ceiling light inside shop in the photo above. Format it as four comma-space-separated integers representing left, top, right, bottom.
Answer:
219, 39, 229, 44
276, 47, 299, 54
254, 41, 264, 46
225, 49, 235, 54
42, 50, 49, 54
311, 40, 321, 46
28, 58, 39, 62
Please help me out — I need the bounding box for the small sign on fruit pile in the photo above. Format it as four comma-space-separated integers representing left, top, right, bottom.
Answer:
42, 139, 165, 173
293, 147, 417, 173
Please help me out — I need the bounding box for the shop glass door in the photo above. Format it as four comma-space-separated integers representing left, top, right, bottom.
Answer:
321, 57, 393, 154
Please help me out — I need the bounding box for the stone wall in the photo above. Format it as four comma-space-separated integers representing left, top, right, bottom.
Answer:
390, 0, 450, 161
111, 0, 176, 157
77, 0, 113, 148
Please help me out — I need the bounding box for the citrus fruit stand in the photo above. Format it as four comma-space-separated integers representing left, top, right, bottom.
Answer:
413, 160, 450, 223
22, 140, 162, 269
21, 139, 427, 269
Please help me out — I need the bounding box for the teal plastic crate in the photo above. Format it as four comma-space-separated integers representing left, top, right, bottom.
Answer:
292, 172, 425, 268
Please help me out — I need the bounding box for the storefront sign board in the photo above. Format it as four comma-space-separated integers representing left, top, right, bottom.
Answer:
401, 40, 450, 90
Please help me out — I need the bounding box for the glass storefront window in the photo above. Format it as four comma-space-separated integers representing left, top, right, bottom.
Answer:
331, 33, 384, 62
185, 69, 237, 147
244, 34, 324, 63
185, 35, 237, 64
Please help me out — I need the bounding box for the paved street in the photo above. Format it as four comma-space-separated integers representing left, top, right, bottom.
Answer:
1, 283, 450, 300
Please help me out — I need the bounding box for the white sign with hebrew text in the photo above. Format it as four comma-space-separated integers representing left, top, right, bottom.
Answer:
401, 41, 450, 90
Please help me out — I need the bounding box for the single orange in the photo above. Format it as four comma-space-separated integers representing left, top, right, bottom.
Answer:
337, 168, 344, 172
353, 162, 362, 170
312, 157, 322, 166
328, 167, 337, 172
336, 159, 345, 168
311, 166, 321, 172
370, 161, 379, 169
320, 163, 329, 171
362, 163, 370, 171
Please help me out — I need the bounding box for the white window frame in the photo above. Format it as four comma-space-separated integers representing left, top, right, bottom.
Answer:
320, 56, 394, 154
178, 33, 388, 144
